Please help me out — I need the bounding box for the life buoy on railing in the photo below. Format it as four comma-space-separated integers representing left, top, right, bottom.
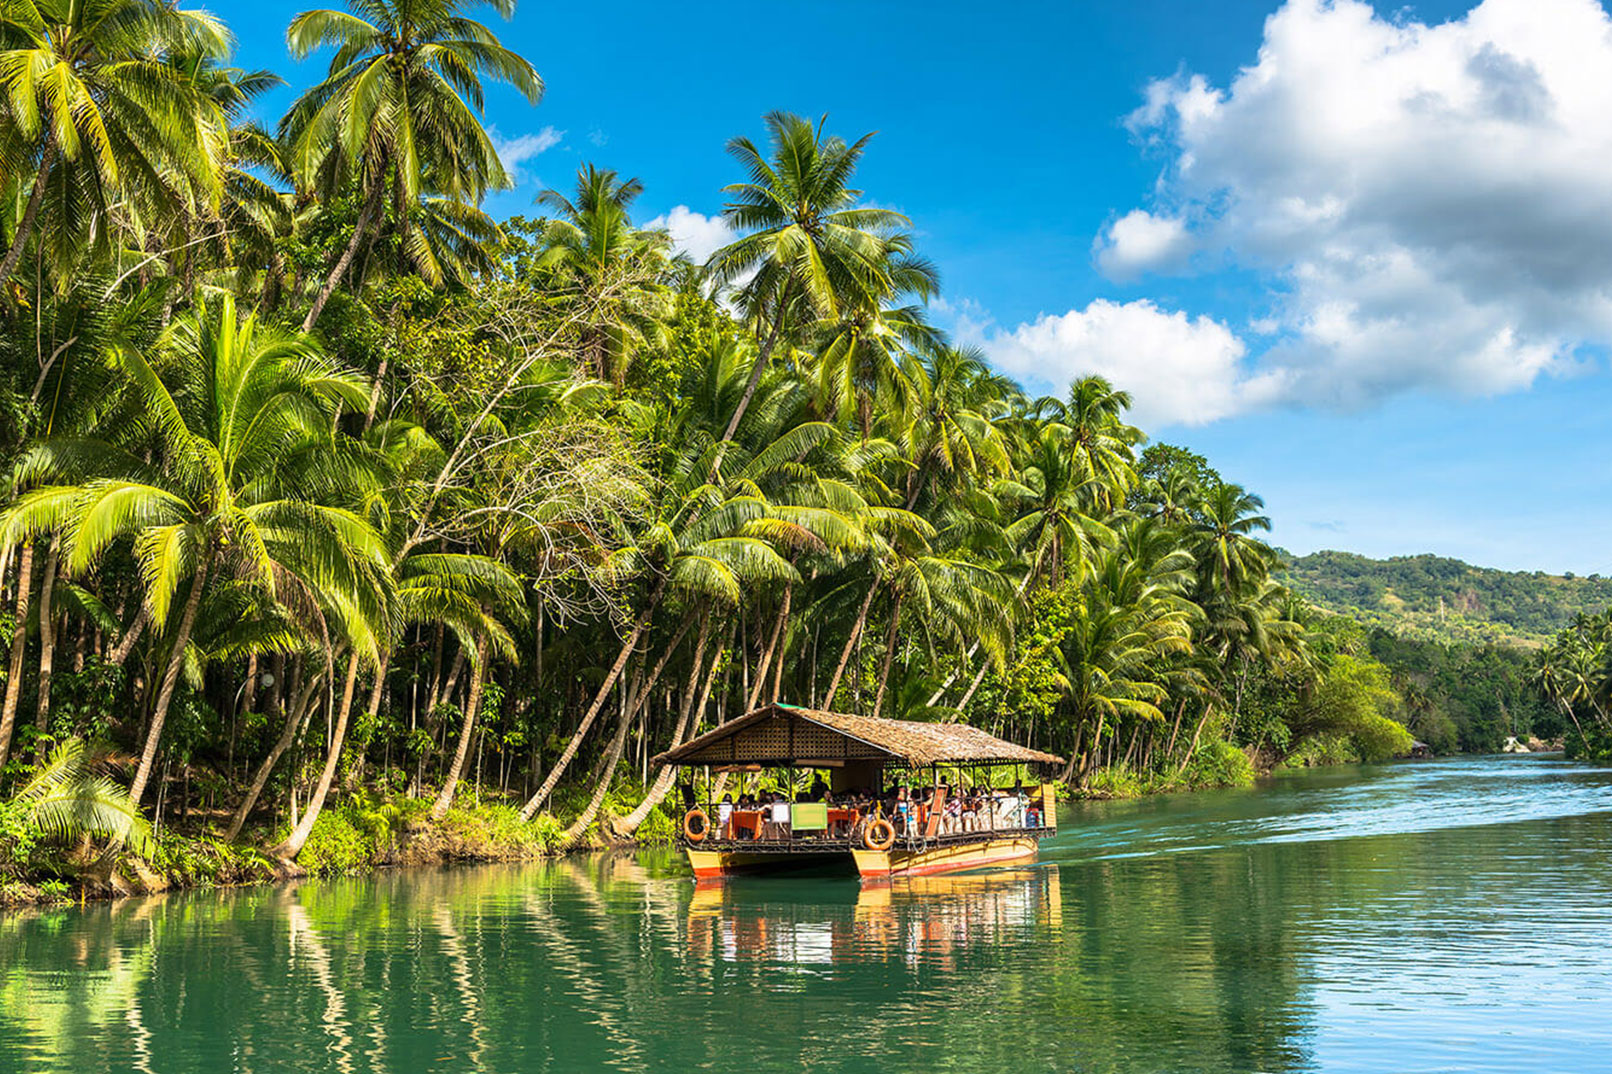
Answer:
863, 818, 896, 851
683, 809, 711, 842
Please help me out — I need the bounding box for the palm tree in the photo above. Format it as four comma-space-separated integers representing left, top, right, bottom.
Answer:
1047, 376, 1142, 511
281, 0, 542, 330
1061, 544, 1194, 782
997, 424, 1113, 589
705, 112, 914, 445
2, 737, 154, 857
4, 295, 389, 806
533, 164, 673, 387
1192, 482, 1275, 603
0, 0, 230, 285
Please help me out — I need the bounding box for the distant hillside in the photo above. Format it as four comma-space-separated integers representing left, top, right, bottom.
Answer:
1278, 550, 1612, 647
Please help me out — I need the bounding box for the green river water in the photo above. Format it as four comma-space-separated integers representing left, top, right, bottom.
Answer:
3, 755, 1612, 1073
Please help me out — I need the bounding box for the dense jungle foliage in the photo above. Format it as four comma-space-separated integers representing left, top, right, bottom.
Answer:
0, 0, 1439, 891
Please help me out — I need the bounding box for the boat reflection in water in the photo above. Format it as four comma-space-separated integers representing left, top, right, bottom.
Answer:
686, 867, 1061, 972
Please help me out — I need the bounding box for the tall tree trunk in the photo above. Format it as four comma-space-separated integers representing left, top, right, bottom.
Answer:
561, 612, 696, 843
871, 589, 904, 717
300, 185, 382, 333
225, 671, 323, 841
108, 605, 149, 668
717, 314, 786, 450
273, 649, 363, 862
518, 582, 664, 821
822, 578, 879, 710
1173, 705, 1216, 782
130, 556, 210, 807
0, 143, 55, 290
769, 584, 792, 704
616, 614, 711, 836
745, 586, 790, 711
0, 541, 35, 771
430, 636, 490, 821
31, 539, 58, 758
560, 681, 637, 850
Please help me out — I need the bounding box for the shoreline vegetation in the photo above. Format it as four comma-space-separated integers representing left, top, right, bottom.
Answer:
0, 0, 1603, 911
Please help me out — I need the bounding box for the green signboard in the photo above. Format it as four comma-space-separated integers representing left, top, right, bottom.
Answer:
790, 802, 828, 830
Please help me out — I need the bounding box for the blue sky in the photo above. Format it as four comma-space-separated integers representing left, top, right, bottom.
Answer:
227, 0, 1612, 574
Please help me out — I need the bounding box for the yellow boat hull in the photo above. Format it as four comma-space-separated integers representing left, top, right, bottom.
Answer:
686, 833, 1041, 881
852, 834, 1040, 879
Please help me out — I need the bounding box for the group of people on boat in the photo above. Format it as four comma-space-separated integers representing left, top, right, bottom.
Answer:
707, 781, 1044, 842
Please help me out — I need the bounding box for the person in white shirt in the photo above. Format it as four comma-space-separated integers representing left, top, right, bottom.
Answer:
716, 794, 733, 837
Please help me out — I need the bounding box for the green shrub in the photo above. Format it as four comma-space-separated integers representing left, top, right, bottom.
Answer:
294, 810, 373, 876
37, 878, 70, 901
1183, 739, 1255, 788
1086, 765, 1148, 799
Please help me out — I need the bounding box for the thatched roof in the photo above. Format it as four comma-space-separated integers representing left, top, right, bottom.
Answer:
650, 703, 1064, 769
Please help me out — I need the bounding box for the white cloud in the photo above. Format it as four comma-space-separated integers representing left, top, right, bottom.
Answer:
959, 298, 1282, 428
644, 206, 737, 265
1094, 209, 1193, 278
492, 126, 564, 183
1110, 0, 1612, 410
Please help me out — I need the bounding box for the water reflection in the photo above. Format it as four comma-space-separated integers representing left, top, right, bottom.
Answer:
1, 757, 1611, 1073
687, 869, 1061, 972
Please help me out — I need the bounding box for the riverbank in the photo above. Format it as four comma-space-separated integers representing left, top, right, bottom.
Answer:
0, 738, 1448, 910
0, 793, 637, 910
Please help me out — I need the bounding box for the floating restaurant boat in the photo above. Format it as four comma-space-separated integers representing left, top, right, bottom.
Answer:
652, 702, 1064, 881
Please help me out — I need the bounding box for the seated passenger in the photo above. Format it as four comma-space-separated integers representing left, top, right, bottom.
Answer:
717, 794, 734, 837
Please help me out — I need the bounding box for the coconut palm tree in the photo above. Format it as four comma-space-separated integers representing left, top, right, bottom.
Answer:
533, 164, 673, 387
3, 295, 389, 806
0, 0, 230, 286
705, 111, 914, 444
281, 0, 542, 329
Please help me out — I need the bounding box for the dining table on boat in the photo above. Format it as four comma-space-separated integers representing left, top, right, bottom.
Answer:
728, 809, 764, 839
826, 807, 860, 836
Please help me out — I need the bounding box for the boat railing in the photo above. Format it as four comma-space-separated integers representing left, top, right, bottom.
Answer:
683, 787, 1057, 849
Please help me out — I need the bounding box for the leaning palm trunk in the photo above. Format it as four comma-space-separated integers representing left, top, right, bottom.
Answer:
615, 615, 712, 836
871, 589, 904, 717
224, 672, 323, 841
32, 540, 59, 757
560, 614, 697, 844
0, 541, 34, 771
518, 581, 664, 821
0, 143, 55, 290
745, 586, 790, 710
301, 185, 382, 332
272, 650, 363, 863
107, 606, 149, 668
1172, 705, 1217, 783
559, 684, 637, 850
130, 557, 210, 807
822, 578, 880, 710
430, 636, 491, 821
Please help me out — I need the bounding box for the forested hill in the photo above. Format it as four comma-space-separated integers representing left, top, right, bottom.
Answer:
1279, 551, 1612, 647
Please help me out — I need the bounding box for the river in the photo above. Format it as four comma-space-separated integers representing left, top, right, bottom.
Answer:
3, 755, 1611, 1073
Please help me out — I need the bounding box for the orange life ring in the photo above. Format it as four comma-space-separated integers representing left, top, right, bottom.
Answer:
683, 809, 711, 843
863, 818, 896, 851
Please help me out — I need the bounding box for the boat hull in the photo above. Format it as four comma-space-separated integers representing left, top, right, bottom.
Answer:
852, 834, 1040, 879
685, 833, 1042, 881
686, 848, 849, 879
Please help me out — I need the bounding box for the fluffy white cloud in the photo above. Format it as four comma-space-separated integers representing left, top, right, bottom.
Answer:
1093, 209, 1193, 278
492, 126, 564, 183
1108, 0, 1612, 410
643, 205, 736, 265
960, 299, 1282, 427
